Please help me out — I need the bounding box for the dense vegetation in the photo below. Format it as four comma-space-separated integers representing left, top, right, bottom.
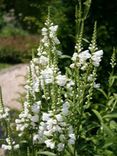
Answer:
0, 12, 117, 155
0, 0, 117, 53
0, 0, 117, 155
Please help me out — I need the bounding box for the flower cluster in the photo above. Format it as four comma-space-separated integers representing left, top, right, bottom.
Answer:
71, 49, 103, 69
12, 18, 75, 154
2, 138, 19, 151
33, 110, 75, 151
0, 107, 10, 120
1, 17, 105, 155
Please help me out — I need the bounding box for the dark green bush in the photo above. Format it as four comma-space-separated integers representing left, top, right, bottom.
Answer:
0, 47, 22, 63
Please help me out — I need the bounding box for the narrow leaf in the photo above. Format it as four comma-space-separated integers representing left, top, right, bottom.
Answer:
102, 123, 113, 137
98, 89, 108, 99
67, 144, 74, 155
92, 109, 103, 123
60, 55, 71, 59
37, 151, 57, 156
103, 113, 117, 119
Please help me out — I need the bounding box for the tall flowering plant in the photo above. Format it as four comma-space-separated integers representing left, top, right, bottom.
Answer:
0, 13, 117, 156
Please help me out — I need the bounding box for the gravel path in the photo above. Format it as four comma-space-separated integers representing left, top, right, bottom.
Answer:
0, 64, 28, 110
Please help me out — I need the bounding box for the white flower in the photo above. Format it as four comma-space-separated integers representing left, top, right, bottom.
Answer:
6, 138, 10, 144
44, 130, 53, 136
42, 112, 51, 121
94, 83, 100, 89
33, 56, 49, 66
91, 50, 103, 67
33, 134, 39, 141
39, 55, 49, 66
55, 114, 63, 122
18, 133, 23, 137
78, 50, 91, 64
70, 63, 75, 68
66, 80, 74, 89
56, 75, 67, 86
45, 139, 55, 149
41, 67, 54, 84
52, 125, 62, 132
42, 36, 48, 44
49, 25, 58, 33
57, 143, 65, 151
88, 74, 93, 81
31, 115, 39, 123
69, 133, 76, 140
31, 101, 41, 114
32, 58, 39, 64
19, 124, 28, 131
80, 63, 88, 71
62, 101, 69, 115
71, 52, 78, 61
47, 119, 57, 130
2, 144, 12, 150
33, 79, 39, 92
37, 46, 43, 56
57, 50, 62, 56
68, 133, 76, 145
5, 107, 10, 113
23, 102, 29, 109
68, 138, 75, 145
15, 119, 21, 124
14, 144, 19, 149
53, 37, 60, 45
19, 111, 29, 118
0, 107, 10, 119
39, 122, 46, 132
42, 27, 47, 36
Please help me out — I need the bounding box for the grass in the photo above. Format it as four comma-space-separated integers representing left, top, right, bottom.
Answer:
0, 63, 12, 70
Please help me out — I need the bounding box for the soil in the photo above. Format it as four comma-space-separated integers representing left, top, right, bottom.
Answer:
0, 64, 28, 110
0, 148, 5, 156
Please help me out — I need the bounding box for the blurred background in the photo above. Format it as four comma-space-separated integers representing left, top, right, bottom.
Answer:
0, 0, 117, 67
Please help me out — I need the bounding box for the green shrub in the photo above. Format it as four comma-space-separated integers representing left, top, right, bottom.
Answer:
0, 25, 28, 37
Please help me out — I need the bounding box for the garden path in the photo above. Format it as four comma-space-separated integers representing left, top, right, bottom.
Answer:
0, 64, 28, 110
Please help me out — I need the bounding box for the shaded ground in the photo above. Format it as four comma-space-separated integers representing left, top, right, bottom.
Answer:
0, 64, 28, 110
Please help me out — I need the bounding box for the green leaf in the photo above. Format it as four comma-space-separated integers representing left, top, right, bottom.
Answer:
60, 55, 71, 59
93, 110, 114, 137
37, 151, 57, 156
103, 113, 117, 119
66, 144, 74, 155
65, 67, 72, 76
109, 75, 117, 87
92, 109, 103, 123
110, 120, 117, 129
107, 98, 114, 107
103, 149, 114, 156
84, 0, 91, 7
102, 123, 113, 137
98, 89, 108, 99
82, 38, 89, 43
65, 145, 78, 156
103, 140, 113, 148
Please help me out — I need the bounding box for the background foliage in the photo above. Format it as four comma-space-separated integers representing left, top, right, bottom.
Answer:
0, 0, 117, 155
0, 0, 117, 68
0, 0, 117, 54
